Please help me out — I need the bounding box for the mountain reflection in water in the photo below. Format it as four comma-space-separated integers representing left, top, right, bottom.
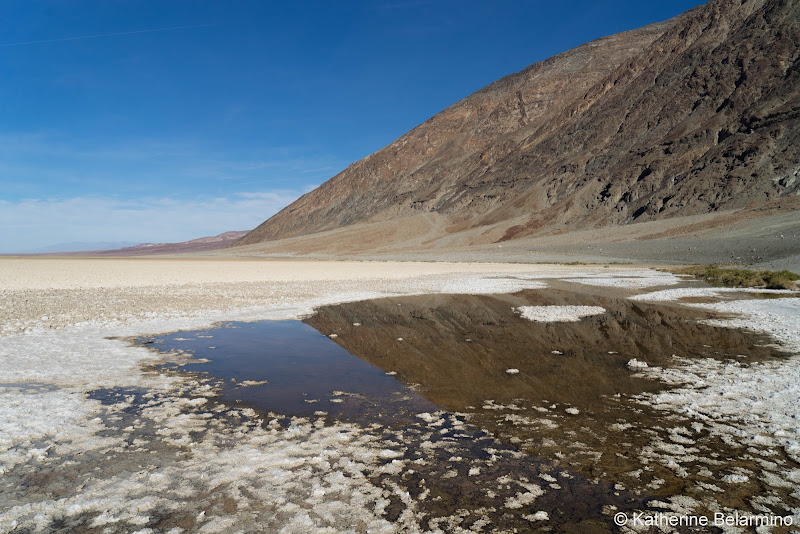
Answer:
144, 288, 791, 529
305, 289, 791, 516
306, 289, 780, 411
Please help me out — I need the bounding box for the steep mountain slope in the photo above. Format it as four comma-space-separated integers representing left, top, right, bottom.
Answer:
238, 0, 799, 249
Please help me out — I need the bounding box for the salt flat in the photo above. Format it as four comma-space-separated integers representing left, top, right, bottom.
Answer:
0, 257, 798, 532
0, 257, 579, 335
0, 257, 577, 290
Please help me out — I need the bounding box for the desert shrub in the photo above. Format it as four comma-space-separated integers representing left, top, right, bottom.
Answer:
762, 270, 800, 290
671, 265, 799, 290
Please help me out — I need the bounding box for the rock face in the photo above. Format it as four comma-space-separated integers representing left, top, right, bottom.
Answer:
238, 0, 800, 249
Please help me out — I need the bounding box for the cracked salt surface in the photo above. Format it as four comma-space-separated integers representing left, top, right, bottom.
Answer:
630, 286, 797, 302
628, 289, 800, 521
634, 298, 800, 460
5, 263, 800, 531
305, 286, 800, 528
565, 270, 683, 288
0, 271, 558, 532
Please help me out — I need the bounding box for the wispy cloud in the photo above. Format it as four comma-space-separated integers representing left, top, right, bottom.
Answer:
0, 131, 344, 200
0, 191, 304, 253
0, 23, 215, 48
0, 130, 334, 252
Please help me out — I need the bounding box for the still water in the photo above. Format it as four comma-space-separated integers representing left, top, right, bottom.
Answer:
148, 319, 437, 423
138, 288, 793, 530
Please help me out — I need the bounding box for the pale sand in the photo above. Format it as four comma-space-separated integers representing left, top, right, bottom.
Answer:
0, 257, 618, 290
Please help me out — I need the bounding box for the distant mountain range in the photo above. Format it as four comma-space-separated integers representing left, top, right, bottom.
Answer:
18, 232, 250, 256
21, 241, 141, 254
237, 0, 799, 253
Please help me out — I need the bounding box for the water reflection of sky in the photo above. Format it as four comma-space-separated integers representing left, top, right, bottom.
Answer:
148, 320, 438, 422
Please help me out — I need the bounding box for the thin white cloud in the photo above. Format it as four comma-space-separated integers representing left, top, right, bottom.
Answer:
0, 190, 304, 253
0, 132, 345, 196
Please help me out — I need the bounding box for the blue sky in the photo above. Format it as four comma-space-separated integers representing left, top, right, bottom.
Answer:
0, 0, 705, 252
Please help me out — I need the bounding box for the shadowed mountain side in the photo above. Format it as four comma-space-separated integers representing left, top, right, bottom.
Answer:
238, 0, 799, 252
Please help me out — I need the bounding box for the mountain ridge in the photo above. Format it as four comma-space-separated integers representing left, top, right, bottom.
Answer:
237, 0, 799, 251
12, 231, 251, 257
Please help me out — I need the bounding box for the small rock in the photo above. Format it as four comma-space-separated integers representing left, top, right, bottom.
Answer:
506, 368, 520, 375
627, 358, 648, 369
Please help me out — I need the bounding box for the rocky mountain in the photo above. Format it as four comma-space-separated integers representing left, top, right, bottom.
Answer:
238, 0, 799, 250
20, 241, 141, 254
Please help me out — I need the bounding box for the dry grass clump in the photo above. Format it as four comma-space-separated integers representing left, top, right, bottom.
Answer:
673, 265, 799, 290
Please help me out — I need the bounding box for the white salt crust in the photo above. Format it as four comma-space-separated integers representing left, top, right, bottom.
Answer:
634, 298, 800, 460
3, 263, 798, 530
630, 286, 797, 302
565, 270, 683, 289
0, 270, 552, 532
626, 293, 800, 520
517, 305, 606, 322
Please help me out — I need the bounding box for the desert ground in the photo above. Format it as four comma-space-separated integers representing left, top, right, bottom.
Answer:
216, 205, 800, 274
1, 257, 798, 532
